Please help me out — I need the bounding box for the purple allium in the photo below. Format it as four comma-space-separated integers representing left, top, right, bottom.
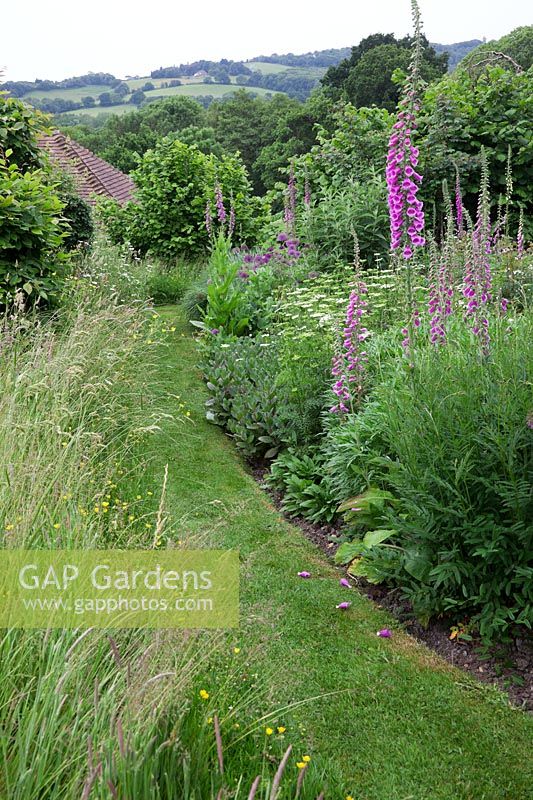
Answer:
376, 629, 392, 638
210, 328, 219, 335
339, 578, 351, 589
336, 602, 351, 610
330, 284, 369, 414
215, 183, 226, 224
277, 232, 288, 243
298, 571, 311, 579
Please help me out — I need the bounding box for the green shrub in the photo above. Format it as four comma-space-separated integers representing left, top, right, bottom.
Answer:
0, 94, 70, 304
55, 170, 94, 251
300, 176, 390, 269
99, 139, 266, 258
0, 160, 69, 304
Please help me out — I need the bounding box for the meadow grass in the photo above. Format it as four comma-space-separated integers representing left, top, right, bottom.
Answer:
0, 275, 331, 799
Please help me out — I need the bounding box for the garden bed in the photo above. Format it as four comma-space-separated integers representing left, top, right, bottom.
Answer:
252, 463, 533, 711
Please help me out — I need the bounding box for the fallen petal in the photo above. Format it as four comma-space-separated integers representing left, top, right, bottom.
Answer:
339, 578, 351, 589
297, 571, 311, 579
336, 602, 351, 610
377, 629, 392, 638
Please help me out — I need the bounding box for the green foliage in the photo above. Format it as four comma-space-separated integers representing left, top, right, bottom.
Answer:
268, 449, 338, 522
146, 270, 190, 304
54, 169, 94, 250
65, 96, 206, 173
0, 95, 69, 303
200, 334, 295, 458
0, 162, 69, 303
419, 65, 533, 228
0, 93, 47, 169
99, 139, 263, 258
300, 176, 389, 268
459, 26, 533, 72
195, 235, 251, 336
322, 32, 448, 106
327, 315, 533, 640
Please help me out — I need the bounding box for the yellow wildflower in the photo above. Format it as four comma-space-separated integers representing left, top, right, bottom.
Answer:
199, 689, 209, 700
277, 726, 286, 734
265, 727, 273, 736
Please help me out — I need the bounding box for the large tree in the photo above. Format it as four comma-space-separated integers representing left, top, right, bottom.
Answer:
322, 32, 448, 108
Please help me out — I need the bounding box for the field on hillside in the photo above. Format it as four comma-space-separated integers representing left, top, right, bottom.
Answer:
58, 83, 280, 118
247, 61, 326, 77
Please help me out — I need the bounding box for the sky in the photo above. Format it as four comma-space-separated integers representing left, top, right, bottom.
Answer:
2, 0, 531, 82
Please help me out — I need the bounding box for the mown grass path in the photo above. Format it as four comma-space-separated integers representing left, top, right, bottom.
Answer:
144, 308, 532, 799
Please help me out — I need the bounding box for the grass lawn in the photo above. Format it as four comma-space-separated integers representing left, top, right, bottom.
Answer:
138, 306, 533, 800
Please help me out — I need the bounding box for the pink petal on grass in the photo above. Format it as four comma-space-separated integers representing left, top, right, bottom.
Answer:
298, 571, 311, 579
377, 629, 392, 638
339, 578, 351, 589
336, 602, 351, 610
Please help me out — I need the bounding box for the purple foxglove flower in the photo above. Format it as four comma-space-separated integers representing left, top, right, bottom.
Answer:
215, 183, 226, 224
376, 629, 392, 638
336, 602, 351, 610
339, 578, 351, 589
205, 201, 213, 236
298, 571, 311, 579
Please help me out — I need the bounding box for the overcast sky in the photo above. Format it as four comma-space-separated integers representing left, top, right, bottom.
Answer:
2, 0, 531, 82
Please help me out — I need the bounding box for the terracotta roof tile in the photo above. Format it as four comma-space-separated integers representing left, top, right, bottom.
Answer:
38, 131, 136, 205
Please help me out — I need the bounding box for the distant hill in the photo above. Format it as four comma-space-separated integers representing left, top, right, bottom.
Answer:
248, 48, 352, 68
430, 39, 483, 70
0, 38, 488, 117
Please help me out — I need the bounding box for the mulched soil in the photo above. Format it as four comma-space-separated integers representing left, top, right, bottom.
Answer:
251, 463, 533, 711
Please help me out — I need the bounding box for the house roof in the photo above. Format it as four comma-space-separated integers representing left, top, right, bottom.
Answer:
38, 131, 136, 205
